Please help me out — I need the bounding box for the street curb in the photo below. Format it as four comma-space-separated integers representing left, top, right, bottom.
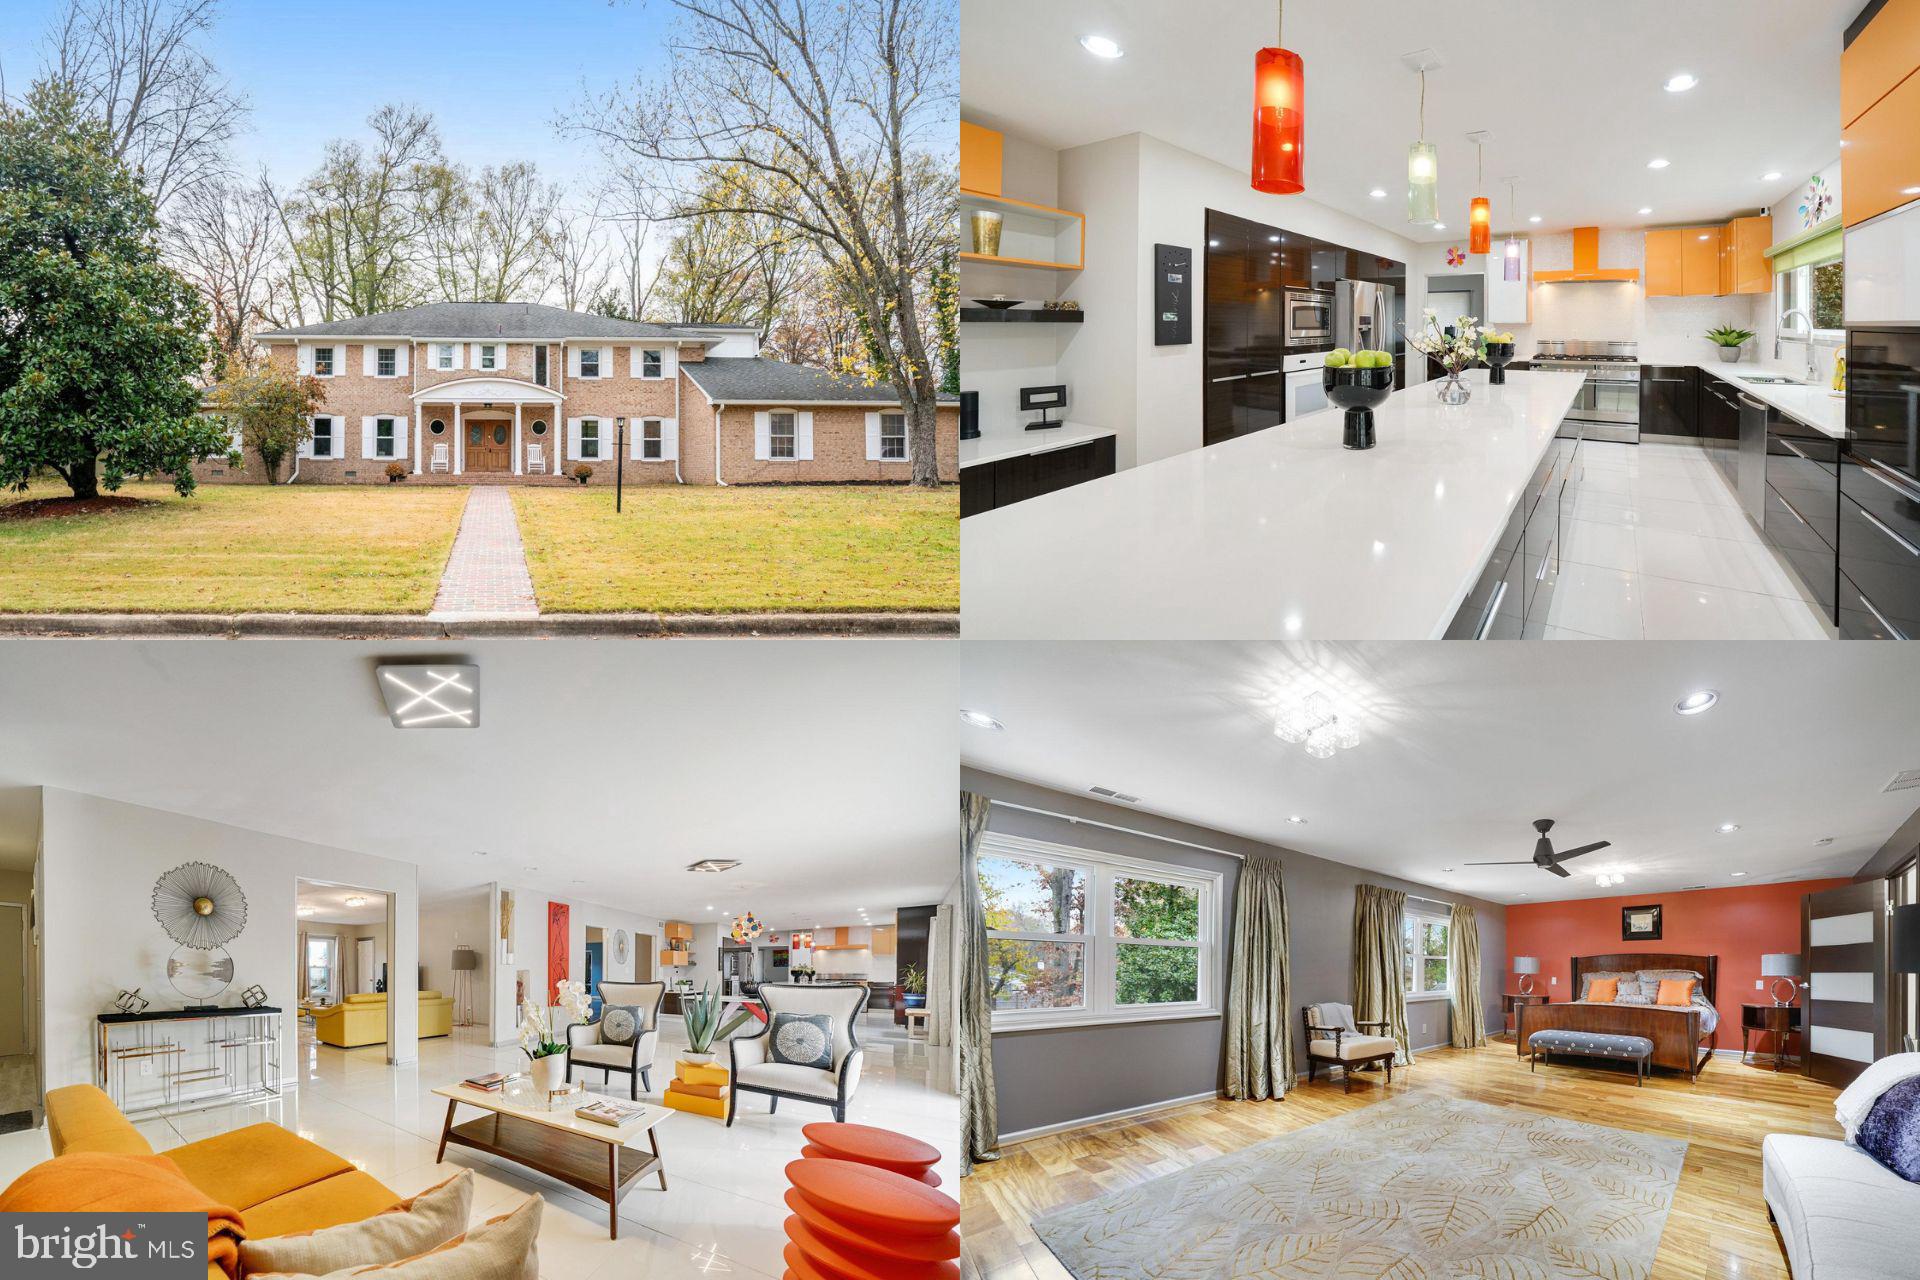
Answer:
0, 612, 959, 638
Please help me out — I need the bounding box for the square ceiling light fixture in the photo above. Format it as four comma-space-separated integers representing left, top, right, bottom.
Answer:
687, 858, 742, 873
376, 664, 479, 728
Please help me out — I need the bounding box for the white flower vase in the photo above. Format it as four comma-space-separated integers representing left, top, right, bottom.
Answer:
682, 1049, 715, 1066
1436, 371, 1472, 405
529, 1051, 568, 1095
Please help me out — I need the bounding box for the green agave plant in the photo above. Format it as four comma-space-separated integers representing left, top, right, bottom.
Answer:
1706, 326, 1756, 348
682, 982, 764, 1054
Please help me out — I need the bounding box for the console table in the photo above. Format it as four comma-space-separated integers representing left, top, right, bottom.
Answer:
96, 1006, 281, 1117
1741, 1003, 1802, 1071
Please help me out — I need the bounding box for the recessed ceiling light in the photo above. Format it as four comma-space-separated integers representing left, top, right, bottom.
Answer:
960, 709, 1004, 731
1716, 823, 1740, 834
1731, 871, 1749, 878
1647, 158, 1670, 170
687, 858, 742, 873
1762, 171, 1783, 181
1674, 689, 1718, 715
1664, 73, 1699, 93
1639, 207, 1654, 215
376, 664, 478, 728
1369, 188, 1387, 199
1079, 34, 1123, 58
1285, 815, 1308, 825
1528, 215, 1542, 223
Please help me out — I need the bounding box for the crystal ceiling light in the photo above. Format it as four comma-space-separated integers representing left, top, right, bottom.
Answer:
1274, 690, 1359, 759
376, 664, 478, 728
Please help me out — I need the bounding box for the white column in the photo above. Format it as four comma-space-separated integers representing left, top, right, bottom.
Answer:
413, 407, 422, 474
513, 402, 523, 476
454, 403, 464, 474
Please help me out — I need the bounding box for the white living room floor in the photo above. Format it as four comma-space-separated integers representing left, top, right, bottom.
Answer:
0, 1011, 956, 1279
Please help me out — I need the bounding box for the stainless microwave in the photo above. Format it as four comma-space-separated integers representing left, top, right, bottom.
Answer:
1282, 289, 1332, 347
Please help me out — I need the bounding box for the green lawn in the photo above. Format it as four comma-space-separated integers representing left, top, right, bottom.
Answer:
509, 485, 958, 613
0, 482, 468, 613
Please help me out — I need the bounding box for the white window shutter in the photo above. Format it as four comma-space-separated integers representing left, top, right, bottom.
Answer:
568, 347, 580, 378
361, 345, 376, 376
596, 346, 608, 378
662, 418, 678, 461
662, 347, 677, 379
565, 418, 579, 461
392, 417, 408, 460
451, 343, 463, 371
297, 345, 314, 375
360, 416, 376, 458
395, 344, 410, 376
628, 346, 640, 377
796, 411, 814, 461
753, 411, 771, 461
864, 412, 882, 461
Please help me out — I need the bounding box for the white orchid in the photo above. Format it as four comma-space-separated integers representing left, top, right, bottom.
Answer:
518, 980, 593, 1061
1403, 312, 1487, 378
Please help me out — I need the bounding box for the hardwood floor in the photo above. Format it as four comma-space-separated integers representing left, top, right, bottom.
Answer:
961, 1043, 1840, 1280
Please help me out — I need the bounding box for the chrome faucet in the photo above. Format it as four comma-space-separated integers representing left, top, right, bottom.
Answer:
1777, 309, 1818, 382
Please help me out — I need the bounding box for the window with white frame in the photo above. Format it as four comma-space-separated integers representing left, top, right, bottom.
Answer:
580, 418, 600, 459
479, 344, 499, 371
311, 416, 335, 457
1776, 255, 1845, 340
980, 833, 1219, 1028
769, 411, 797, 459
375, 417, 396, 458
376, 347, 396, 377
641, 419, 663, 459
879, 412, 907, 460
1402, 906, 1452, 999
579, 347, 600, 378
642, 349, 663, 378
313, 347, 335, 377
436, 344, 454, 370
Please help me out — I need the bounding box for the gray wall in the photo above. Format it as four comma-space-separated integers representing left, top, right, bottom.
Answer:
966, 769, 1507, 1139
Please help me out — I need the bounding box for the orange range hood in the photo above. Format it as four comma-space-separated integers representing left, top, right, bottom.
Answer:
1531, 227, 1640, 284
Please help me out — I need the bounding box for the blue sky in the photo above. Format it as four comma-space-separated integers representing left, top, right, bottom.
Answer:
0, 0, 683, 194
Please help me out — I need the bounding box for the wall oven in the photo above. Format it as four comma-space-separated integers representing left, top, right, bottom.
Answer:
1282, 351, 1329, 420
1282, 289, 1332, 347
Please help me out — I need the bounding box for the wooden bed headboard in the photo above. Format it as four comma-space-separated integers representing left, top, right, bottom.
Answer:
1571, 953, 1717, 1004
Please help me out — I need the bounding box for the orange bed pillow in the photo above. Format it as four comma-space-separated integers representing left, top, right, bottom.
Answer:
1656, 978, 1697, 1007
1586, 978, 1619, 1003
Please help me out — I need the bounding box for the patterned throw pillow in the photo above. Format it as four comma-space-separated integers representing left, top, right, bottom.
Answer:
239, 1170, 472, 1276
1859, 1076, 1920, 1183
770, 1012, 836, 1070
600, 1004, 643, 1046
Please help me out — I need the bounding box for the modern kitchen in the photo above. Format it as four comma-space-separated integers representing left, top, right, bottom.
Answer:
958, 0, 1920, 641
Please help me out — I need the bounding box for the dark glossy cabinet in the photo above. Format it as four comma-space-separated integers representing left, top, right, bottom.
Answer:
1447, 427, 1583, 638
1697, 371, 1743, 502
1840, 327, 1920, 638
1764, 412, 1841, 620
1640, 365, 1698, 438
960, 436, 1117, 518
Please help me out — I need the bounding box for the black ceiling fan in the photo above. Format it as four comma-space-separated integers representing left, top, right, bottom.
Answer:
1464, 819, 1610, 879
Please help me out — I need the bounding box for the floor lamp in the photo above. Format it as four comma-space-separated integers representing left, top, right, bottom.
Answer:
1894, 904, 1919, 1054
452, 944, 479, 1027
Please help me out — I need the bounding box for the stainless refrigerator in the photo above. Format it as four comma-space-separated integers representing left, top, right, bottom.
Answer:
1332, 280, 1399, 367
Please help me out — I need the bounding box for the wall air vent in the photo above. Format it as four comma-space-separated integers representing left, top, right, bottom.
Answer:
1883, 769, 1920, 793
686, 859, 742, 873
1088, 786, 1141, 804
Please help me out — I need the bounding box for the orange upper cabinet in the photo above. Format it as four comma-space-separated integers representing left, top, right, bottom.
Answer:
1644, 228, 1685, 296
1842, 0, 1920, 127
960, 121, 1004, 197
1727, 217, 1772, 294
1682, 227, 1721, 295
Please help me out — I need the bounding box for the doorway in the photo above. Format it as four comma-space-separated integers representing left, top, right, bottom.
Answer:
585, 926, 605, 1019
465, 418, 511, 472
297, 880, 396, 1063
0, 897, 35, 1131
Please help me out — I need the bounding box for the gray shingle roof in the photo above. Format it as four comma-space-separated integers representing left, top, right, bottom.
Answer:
682, 357, 956, 405
257, 302, 700, 341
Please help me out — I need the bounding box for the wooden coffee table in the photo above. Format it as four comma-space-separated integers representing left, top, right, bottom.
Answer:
432, 1080, 669, 1239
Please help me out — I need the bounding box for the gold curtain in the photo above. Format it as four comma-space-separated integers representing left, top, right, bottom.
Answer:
960, 793, 1001, 1172
1353, 884, 1413, 1065
1223, 856, 1291, 1100
1448, 902, 1487, 1048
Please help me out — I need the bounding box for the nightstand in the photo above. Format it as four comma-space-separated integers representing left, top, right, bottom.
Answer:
1741, 1003, 1802, 1071
1504, 992, 1547, 1038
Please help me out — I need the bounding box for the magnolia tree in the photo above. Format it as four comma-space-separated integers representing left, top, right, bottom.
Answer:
0, 82, 224, 499
206, 364, 324, 483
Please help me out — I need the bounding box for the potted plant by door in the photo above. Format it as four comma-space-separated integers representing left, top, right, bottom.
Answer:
900, 964, 928, 1012
681, 983, 765, 1065
1707, 327, 1756, 363
519, 979, 591, 1094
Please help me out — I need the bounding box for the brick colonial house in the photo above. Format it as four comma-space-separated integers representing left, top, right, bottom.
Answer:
201, 302, 956, 485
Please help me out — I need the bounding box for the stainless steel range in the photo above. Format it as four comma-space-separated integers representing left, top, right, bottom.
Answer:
1532, 339, 1640, 444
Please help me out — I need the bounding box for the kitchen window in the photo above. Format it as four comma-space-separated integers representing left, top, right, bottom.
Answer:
579, 348, 600, 378
311, 416, 335, 457
641, 419, 663, 460
1777, 256, 1845, 340
641, 349, 663, 378
579, 418, 600, 459
376, 347, 396, 377
312, 347, 334, 377
375, 417, 396, 458
980, 832, 1220, 1030
769, 411, 797, 459
879, 412, 907, 460
435, 344, 455, 370
1403, 907, 1452, 1000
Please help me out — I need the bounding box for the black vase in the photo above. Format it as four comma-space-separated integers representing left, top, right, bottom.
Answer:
1484, 341, 1517, 385
1323, 365, 1396, 450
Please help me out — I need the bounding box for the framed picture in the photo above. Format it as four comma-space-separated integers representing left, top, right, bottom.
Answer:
1621, 904, 1663, 941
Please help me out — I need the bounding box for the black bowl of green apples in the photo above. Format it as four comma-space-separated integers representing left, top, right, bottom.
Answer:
1483, 335, 1518, 384
1322, 349, 1395, 449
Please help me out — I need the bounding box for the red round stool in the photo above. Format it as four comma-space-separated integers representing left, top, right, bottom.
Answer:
785, 1188, 958, 1264
801, 1122, 942, 1184
784, 1157, 959, 1280
801, 1143, 941, 1187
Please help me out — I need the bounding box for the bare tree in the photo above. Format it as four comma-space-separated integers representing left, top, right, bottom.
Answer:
547, 201, 613, 313
166, 175, 285, 374
566, 0, 957, 486
46, 0, 245, 210
426, 161, 560, 302
654, 167, 808, 337
594, 166, 666, 321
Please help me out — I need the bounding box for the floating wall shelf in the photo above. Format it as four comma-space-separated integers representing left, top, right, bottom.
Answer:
959, 308, 1085, 324
959, 189, 1086, 272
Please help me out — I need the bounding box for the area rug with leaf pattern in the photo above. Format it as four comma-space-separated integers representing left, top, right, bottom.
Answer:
1030, 1092, 1687, 1280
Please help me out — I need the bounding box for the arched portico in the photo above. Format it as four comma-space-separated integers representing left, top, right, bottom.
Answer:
408, 377, 564, 476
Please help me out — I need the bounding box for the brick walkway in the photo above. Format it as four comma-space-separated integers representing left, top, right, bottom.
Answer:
429, 488, 539, 618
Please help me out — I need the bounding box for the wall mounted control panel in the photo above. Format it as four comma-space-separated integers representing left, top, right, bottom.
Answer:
1155, 243, 1192, 346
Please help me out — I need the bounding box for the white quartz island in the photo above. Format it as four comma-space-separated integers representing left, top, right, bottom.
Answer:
960, 369, 1585, 639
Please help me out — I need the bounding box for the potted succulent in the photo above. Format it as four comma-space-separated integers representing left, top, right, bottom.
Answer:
682, 983, 766, 1064
1707, 326, 1756, 363
1404, 310, 1486, 406
519, 979, 591, 1093
900, 964, 928, 1011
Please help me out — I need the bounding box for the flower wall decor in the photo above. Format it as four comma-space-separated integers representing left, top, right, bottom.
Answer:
1446, 245, 1467, 268
1799, 174, 1833, 229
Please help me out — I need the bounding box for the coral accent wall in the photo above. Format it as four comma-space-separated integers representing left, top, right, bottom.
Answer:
1505, 879, 1851, 1040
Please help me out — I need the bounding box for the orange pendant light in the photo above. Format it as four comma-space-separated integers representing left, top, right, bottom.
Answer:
1251, 1, 1304, 194
1469, 138, 1492, 255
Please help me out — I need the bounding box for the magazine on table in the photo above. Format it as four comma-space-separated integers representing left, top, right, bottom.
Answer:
575, 1098, 647, 1126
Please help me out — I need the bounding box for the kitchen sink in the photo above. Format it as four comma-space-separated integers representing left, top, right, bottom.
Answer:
1734, 375, 1804, 385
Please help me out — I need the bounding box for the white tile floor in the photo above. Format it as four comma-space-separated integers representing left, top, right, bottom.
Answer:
1541, 440, 1836, 640
0, 1014, 957, 1279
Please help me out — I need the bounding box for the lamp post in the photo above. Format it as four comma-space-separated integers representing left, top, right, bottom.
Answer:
615, 416, 626, 513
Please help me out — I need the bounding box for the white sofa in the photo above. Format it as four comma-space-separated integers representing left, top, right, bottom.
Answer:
1764, 1133, 1920, 1277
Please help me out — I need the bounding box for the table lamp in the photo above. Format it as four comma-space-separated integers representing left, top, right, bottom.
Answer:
1760, 953, 1802, 1006
1514, 956, 1540, 996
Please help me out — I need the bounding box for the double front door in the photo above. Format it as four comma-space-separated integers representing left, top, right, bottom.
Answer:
467, 419, 511, 472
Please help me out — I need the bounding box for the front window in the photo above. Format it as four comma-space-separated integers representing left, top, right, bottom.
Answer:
376, 347, 396, 377
1777, 256, 1845, 340
479, 344, 498, 371
770, 411, 796, 459
311, 416, 334, 456
580, 348, 600, 378
1403, 910, 1452, 999
880, 412, 907, 460
580, 419, 600, 459
436, 344, 454, 370
535, 345, 548, 386
313, 347, 334, 377
982, 833, 1219, 1029
375, 418, 396, 457
642, 349, 663, 378
641, 419, 663, 459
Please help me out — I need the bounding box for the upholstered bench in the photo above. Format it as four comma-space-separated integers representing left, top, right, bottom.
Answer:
1528, 1029, 1653, 1084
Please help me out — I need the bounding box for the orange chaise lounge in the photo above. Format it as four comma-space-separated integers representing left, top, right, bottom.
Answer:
23, 1083, 400, 1278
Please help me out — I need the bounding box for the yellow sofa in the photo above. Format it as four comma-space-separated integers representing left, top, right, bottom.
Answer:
41, 1084, 398, 1279
312, 991, 454, 1047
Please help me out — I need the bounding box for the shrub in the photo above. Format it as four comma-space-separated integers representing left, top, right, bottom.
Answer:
385, 462, 408, 482
571, 464, 593, 484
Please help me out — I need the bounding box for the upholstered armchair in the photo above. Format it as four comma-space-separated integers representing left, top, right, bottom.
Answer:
728, 983, 867, 1126
566, 981, 665, 1099
1302, 1002, 1400, 1093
